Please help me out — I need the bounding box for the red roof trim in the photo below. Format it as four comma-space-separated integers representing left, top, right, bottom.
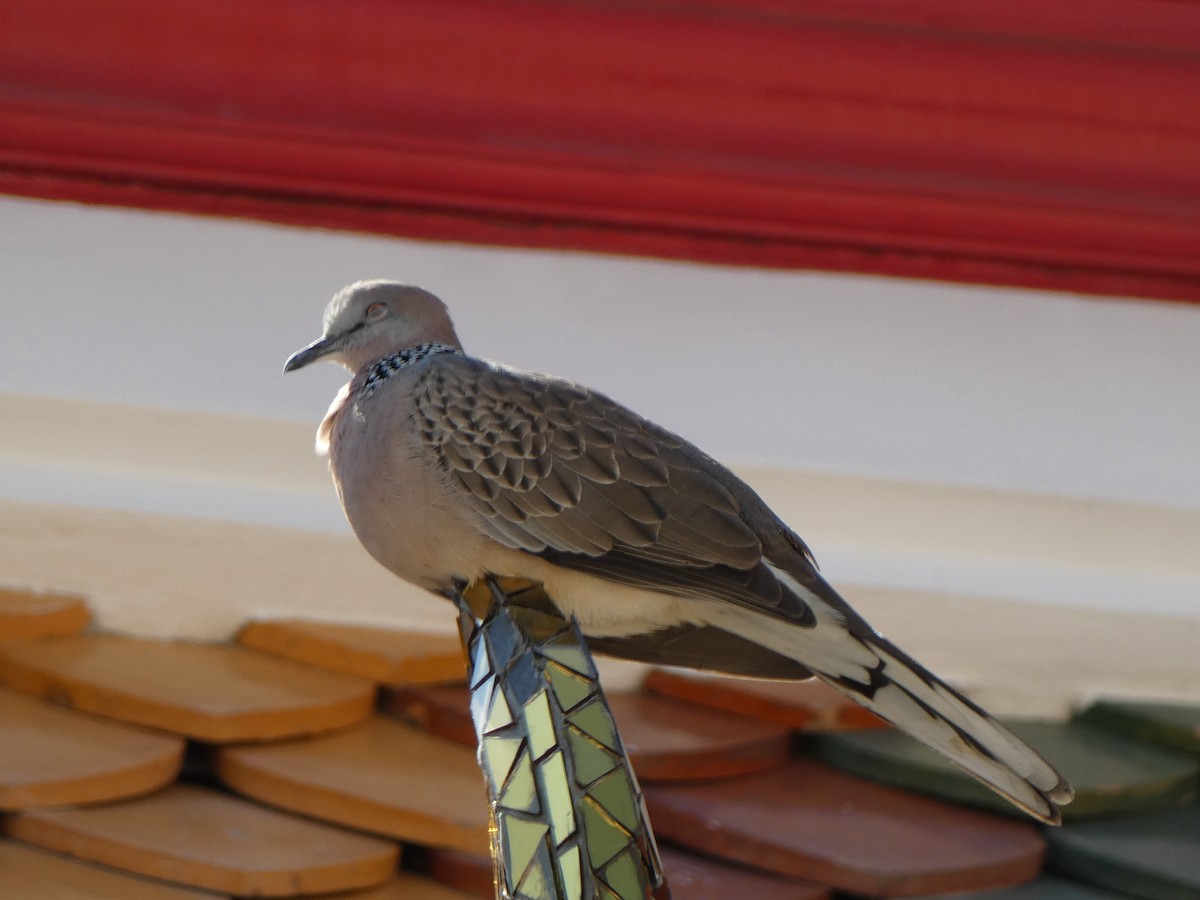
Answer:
2, 0, 1198, 301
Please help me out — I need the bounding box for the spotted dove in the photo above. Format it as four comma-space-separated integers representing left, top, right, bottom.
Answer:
285, 279, 1074, 824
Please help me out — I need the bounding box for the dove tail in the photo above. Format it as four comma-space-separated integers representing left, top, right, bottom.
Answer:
703, 569, 1074, 824
817, 629, 1074, 824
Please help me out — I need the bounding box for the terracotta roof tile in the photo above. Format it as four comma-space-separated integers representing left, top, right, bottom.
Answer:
0, 686, 183, 809
605, 691, 790, 782
644, 758, 1046, 896
0, 588, 1187, 898
332, 874, 475, 898
0, 587, 90, 642
423, 845, 833, 899
384, 685, 476, 745
1076, 697, 1200, 756
1045, 797, 1200, 898
644, 667, 886, 731
238, 620, 465, 687
216, 717, 489, 855
908, 874, 1127, 898
4, 782, 400, 896
0, 634, 376, 742
0, 840, 222, 898
658, 847, 832, 900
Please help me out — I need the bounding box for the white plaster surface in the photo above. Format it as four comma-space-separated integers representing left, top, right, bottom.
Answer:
3, 195, 1199, 509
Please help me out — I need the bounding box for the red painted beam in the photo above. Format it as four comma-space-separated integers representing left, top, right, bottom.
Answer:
1, 0, 1198, 301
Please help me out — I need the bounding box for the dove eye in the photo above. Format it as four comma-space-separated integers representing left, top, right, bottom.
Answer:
365, 302, 388, 321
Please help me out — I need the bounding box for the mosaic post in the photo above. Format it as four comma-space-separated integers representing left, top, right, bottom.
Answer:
452, 576, 668, 900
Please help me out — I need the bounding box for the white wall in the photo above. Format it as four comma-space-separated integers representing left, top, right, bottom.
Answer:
4, 195, 1199, 510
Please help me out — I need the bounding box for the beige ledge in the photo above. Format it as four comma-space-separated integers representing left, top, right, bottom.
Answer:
2, 392, 1199, 716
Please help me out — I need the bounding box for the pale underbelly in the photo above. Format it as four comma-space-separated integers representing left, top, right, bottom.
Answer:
471, 545, 707, 638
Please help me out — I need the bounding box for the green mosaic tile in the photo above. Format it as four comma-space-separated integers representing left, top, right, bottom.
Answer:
537, 749, 577, 845
567, 699, 619, 752
524, 690, 557, 761
580, 794, 632, 869
501, 815, 549, 892
499, 746, 540, 815
547, 660, 594, 712
482, 734, 523, 790
589, 768, 641, 834
455, 576, 663, 900
542, 642, 598, 679
556, 842, 584, 900
567, 724, 620, 787
517, 840, 555, 900
509, 603, 571, 645
484, 681, 515, 734
602, 845, 647, 900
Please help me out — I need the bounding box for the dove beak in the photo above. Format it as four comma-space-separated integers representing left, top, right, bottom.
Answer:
283, 335, 340, 373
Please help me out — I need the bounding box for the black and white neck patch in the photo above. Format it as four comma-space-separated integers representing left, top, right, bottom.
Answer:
360, 342, 462, 398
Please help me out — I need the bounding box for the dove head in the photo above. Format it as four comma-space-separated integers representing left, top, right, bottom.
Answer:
284, 280, 462, 374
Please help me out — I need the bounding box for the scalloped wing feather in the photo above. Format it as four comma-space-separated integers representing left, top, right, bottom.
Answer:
413, 355, 763, 571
